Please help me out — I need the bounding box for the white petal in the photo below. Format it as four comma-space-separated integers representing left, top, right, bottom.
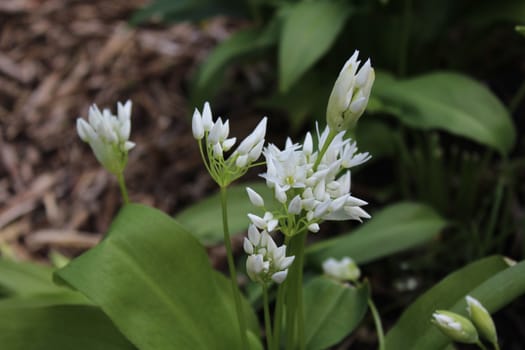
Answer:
201, 102, 213, 131
243, 238, 254, 254
271, 270, 288, 284
248, 224, 261, 245
192, 108, 204, 139
246, 187, 265, 207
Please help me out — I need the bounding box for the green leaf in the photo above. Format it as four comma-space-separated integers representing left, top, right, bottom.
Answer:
0, 303, 135, 350
279, 0, 351, 92
56, 204, 258, 350
306, 202, 447, 267
371, 71, 516, 155
517, 25, 525, 36
385, 256, 514, 350
192, 23, 278, 104
304, 277, 369, 350
0, 259, 65, 296
355, 119, 397, 160
175, 182, 273, 245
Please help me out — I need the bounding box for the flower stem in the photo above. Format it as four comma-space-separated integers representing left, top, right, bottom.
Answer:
493, 342, 501, 350
117, 172, 129, 204
285, 231, 307, 350
272, 283, 285, 350
368, 297, 385, 350
313, 129, 337, 170
263, 284, 273, 350
476, 340, 488, 350
220, 186, 248, 349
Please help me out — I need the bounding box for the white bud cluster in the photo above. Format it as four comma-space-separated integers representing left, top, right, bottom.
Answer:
243, 225, 295, 284
326, 50, 375, 132
76, 100, 135, 175
192, 102, 267, 185
248, 124, 370, 235
322, 257, 361, 282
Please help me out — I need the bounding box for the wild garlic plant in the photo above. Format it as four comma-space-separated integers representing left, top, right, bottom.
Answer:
76, 100, 135, 203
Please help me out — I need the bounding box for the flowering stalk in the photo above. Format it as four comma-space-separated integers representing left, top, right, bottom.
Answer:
193, 102, 268, 349
262, 284, 273, 350
368, 298, 385, 350
76, 100, 135, 204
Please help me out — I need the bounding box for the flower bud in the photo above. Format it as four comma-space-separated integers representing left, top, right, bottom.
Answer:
431, 310, 479, 344
246, 187, 265, 207
326, 50, 375, 132
322, 257, 360, 282
466, 295, 498, 345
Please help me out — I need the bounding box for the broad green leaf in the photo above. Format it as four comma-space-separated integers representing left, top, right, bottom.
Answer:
0, 304, 135, 350
0, 291, 89, 308
517, 25, 525, 36
355, 119, 397, 160
385, 256, 512, 349
130, 0, 249, 25
0, 259, 64, 296
56, 204, 258, 350
372, 71, 516, 155
306, 202, 447, 267
175, 182, 273, 245
304, 277, 369, 350
279, 1, 351, 92
192, 22, 278, 103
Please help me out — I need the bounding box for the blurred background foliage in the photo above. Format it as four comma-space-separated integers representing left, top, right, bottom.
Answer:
131, 0, 525, 267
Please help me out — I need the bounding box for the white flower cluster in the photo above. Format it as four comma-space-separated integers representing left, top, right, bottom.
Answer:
243, 225, 295, 284
192, 102, 267, 186
76, 101, 135, 175
248, 125, 371, 236
326, 50, 375, 132
322, 257, 361, 282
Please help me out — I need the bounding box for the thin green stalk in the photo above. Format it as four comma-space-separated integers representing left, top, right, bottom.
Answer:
285, 232, 307, 350
493, 342, 501, 350
117, 172, 129, 204
220, 186, 248, 349
263, 284, 274, 350
476, 340, 488, 350
272, 283, 285, 350
368, 298, 385, 350
313, 130, 337, 170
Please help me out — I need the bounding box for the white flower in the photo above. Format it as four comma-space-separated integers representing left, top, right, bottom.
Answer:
76, 100, 135, 175
322, 257, 360, 282
244, 225, 295, 284
192, 102, 267, 186
246, 187, 265, 207
326, 50, 375, 132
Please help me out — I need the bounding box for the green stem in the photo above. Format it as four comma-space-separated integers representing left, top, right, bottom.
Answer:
484, 174, 505, 253
368, 297, 385, 350
285, 232, 307, 350
398, 0, 412, 77
476, 340, 488, 350
220, 186, 248, 348
117, 172, 129, 204
263, 284, 273, 350
313, 130, 337, 170
493, 342, 501, 350
273, 283, 285, 350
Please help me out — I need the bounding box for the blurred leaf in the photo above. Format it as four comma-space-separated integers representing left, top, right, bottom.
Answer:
386, 256, 524, 350
130, 0, 249, 25
258, 70, 331, 132
306, 202, 447, 267
279, 0, 351, 92
0, 303, 135, 350
192, 22, 278, 104
304, 277, 369, 350
0, 259, 64, 296
517, 25, 525, 36
355, 119, 397, 160
56, 204, 258, 350
176, 182, 273, 245
372, 71, 516, 155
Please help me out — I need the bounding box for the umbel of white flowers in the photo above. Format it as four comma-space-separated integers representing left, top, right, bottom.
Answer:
76, 101, 135, 175
243, 224, 295, 284
322, 257, 361, 282
431, 310, 479, 344
247, 124, 371, 237
192, 102, 267, 186
326, 50, 375, 132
